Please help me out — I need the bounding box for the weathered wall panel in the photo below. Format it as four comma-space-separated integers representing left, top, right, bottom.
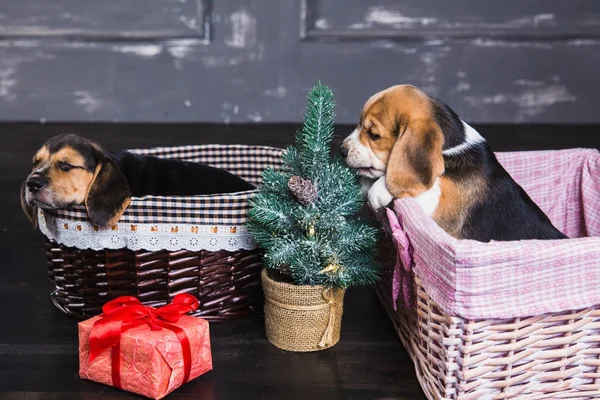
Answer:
302, 0, 600, 39
0, 0, 597, 124
0, 0, 210, 39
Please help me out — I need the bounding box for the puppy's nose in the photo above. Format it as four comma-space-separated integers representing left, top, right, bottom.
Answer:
339, 144, 349, 158
26, 176, 47, 193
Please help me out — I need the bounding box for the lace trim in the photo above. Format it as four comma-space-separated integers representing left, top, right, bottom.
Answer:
38, 212, 257, 252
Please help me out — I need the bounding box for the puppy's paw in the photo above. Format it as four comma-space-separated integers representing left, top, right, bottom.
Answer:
368, 177, 394, 211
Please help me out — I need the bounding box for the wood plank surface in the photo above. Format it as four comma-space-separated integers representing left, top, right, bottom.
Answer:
1, 123, 599, 399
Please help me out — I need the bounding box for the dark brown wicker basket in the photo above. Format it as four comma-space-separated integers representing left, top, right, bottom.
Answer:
38, 144, 284, 321
46, 240, 264, 320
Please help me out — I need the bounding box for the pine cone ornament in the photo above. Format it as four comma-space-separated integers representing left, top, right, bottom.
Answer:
288, 176, 317, 205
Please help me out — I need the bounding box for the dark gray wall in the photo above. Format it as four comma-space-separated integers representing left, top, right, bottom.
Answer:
0, 0, 598, 123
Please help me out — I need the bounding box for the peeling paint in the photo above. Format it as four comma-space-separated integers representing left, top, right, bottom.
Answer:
263, 86, 288, 98
113, 44, 162, 57
247, 45, 265, 61
166, 39, 197, 68
74, 91, 102, 113
247, 112, 263, 122
371, 40, 395, 49
472, 93, 509, 105
220, 102, 239, 124
315, 18, 329, 30
225, 9, 257, 48
418, 46, 450, 95
370, 40, 417, 54
514, 86, 576, 121
0, 40, 44, 48
420, 53, 436, 65
228, 56, 243, 66
440, 13, 556, 30
62, 42, 100, 49
567, 39, 600, 47
364, 7, 438, 27
508, 13, 555, 28
0, 53, 54, 101
471, 39, 553, 49
179, 15, 198, 30
465, 85, 576, 122
455, 82, 471, 92
513, 79, 545, 87
167, 41, 193, 59
0, 67, 16, 100
202, 56, 226, 68
424, 39, 444, 46
516, 85, 575, 109
349, 22, 368, 30
453, 71, 471, 93
533, 13, 555, 26
201, 48, 263, 68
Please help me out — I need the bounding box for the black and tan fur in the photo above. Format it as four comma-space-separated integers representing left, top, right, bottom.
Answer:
340, 84, 567, 242
22, 134, 254, 228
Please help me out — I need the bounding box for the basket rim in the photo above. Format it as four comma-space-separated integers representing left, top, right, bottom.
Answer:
127, 142, 285, 153
41, 143, 286, 227
123, 143, 286, 202
261, 268, 329, 291
36, 143, 286, 251
386, 148, 600, 320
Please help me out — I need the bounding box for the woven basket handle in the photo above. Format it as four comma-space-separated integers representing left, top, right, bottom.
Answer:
385, 208, 414, 310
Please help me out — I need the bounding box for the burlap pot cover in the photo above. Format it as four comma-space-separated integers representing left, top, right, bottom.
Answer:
261, 268, 345, 352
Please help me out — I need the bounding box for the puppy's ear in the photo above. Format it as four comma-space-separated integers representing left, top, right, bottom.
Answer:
85, 156, 131, 228
386, 119, 444, 198
21, 181, 38, 228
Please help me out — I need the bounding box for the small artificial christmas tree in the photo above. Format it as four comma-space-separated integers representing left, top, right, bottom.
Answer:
247, 83, 380, 288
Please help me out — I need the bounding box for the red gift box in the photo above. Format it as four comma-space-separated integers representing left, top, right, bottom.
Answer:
78, 294, 212, 399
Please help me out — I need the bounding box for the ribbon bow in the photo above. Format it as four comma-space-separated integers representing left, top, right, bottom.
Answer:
88, 294, 199, 389
386, 208, 414, 310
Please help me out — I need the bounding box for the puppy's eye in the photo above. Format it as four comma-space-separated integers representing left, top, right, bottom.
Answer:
58, 162, 75, 172
367, 130, 381, 141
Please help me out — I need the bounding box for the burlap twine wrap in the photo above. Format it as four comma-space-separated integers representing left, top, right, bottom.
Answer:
261, 269, 345, 352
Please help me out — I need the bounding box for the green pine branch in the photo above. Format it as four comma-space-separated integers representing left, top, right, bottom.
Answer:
247, 82, 381, 288
297, 83, 336, 180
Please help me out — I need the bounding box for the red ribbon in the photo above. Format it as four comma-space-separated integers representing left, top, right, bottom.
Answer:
88, 294, 199, 389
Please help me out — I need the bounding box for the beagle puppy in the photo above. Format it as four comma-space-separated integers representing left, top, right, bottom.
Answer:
340, 84, 567, 242
21, 134, 254, 228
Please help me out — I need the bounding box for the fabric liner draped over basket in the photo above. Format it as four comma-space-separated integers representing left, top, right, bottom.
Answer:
39, 144, 284, 321
377, 148, 600, 400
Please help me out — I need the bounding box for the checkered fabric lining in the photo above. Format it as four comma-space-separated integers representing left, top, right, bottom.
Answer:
44, 144, 285, 225
389, 148, 600, 319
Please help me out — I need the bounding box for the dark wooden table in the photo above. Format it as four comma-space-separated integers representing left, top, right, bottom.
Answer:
1, 123, 598, 400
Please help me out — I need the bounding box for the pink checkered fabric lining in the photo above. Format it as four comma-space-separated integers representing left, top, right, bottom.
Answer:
389, 148, 600, 319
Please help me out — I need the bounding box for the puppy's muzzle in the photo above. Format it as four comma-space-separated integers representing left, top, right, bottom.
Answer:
26, 175, 47, 193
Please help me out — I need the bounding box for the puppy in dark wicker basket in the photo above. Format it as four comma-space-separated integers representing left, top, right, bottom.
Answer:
21, 134, 254, 228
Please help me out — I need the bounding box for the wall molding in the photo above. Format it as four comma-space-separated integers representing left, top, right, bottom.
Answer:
0, 0, 213, 43
299, 0, 600, 42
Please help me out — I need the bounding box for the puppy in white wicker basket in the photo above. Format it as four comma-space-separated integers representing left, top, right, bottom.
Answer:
21, 134, 254, 228
340, 84, 567, 242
